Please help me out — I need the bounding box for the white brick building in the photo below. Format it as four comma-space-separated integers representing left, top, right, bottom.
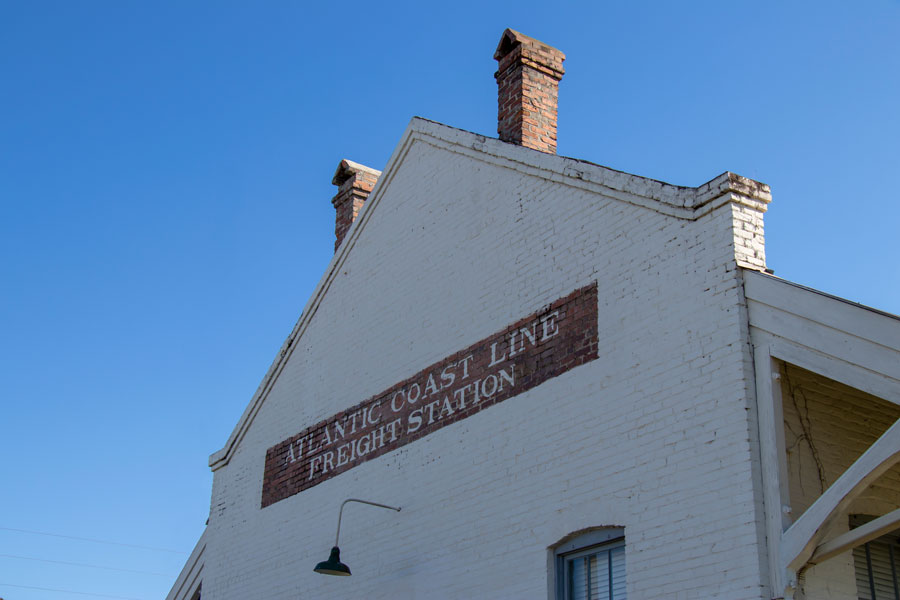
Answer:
168, 30, 900, 600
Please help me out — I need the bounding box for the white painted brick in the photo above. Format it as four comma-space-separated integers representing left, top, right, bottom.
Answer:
186, 129, 777, 599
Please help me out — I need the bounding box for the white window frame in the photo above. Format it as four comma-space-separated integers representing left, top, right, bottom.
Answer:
554, 528, 625, 600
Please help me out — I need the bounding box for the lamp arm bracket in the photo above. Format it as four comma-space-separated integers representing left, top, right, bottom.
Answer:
334, 498, 402, 546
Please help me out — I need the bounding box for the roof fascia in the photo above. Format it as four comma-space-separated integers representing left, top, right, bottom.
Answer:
165, 527, 206, 600
745, 269, 900, 331
406, 117, 770, 219
208, 118, 422, 470
744, 269, 900, 400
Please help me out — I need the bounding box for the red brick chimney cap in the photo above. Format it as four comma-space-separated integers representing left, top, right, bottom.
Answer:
493, 28, 565, 63
331, 159, 382, 187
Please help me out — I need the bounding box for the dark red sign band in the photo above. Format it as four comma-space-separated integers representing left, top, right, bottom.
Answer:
261, 282, 598, 508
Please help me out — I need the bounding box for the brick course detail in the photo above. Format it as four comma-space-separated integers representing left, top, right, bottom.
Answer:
494, 28, 565, 154
261, 282, 598, 508
332, 159, 380, 252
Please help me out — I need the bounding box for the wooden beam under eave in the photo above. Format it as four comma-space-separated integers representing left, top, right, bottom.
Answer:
808, 507, 900, 566
781, 417, 900, 573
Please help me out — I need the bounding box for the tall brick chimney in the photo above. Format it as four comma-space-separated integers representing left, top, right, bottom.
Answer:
331, 159, 381, 252
494, 29, 566, 154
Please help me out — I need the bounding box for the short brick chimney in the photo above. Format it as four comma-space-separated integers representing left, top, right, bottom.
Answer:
331, 159, 381, 252
494, 29, 566, 154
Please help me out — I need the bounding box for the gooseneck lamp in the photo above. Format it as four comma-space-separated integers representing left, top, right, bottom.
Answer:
314, 498, 401, 576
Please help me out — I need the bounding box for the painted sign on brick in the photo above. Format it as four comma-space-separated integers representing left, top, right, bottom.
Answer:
261, 282, 598, 508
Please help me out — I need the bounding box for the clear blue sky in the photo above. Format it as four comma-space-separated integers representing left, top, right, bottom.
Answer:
1, 2, 898, 599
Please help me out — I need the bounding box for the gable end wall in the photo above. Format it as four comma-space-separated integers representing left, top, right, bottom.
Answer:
199, 134, 768, 599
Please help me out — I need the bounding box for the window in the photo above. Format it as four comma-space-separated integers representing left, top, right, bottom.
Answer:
853, 530, 900, 600
555, 529, 626, 600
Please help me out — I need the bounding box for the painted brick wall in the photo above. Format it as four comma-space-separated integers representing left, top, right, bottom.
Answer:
198, 129, 770, 599
261, 283, 600, 507
781, 362, 900, 600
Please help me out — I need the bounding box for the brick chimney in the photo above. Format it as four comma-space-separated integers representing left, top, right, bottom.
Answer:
331, 159, 381, 252
494, 29, 566, 154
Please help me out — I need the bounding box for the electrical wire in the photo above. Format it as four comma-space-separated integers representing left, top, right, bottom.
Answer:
0, 526, 187, 554
0, 553, 172, 577
0, 582, 147, 600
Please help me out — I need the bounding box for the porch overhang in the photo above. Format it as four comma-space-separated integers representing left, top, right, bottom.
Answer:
744, 270, 900, 599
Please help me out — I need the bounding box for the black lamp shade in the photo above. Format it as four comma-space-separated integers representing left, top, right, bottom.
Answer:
314, 546, 351, 576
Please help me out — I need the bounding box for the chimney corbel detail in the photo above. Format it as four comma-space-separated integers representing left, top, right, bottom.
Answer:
494, 29, 566, 154
331, 159, 381, 252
